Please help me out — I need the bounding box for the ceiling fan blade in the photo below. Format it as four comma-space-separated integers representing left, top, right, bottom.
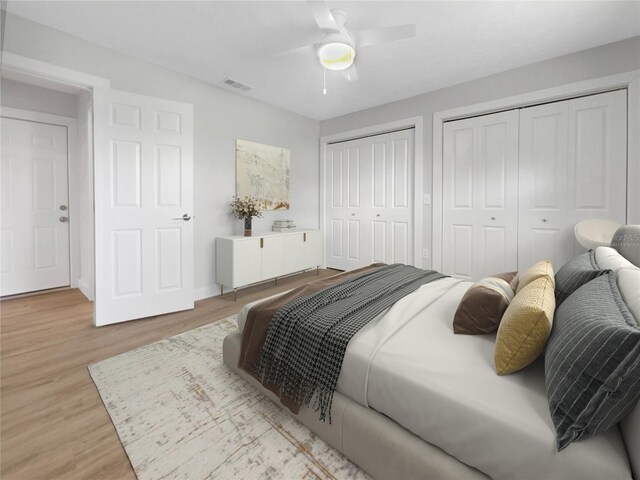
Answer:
273, 43, 317, 58
355, 24, 416, 48
342, 65, 359, 82
308, 1, 340, 33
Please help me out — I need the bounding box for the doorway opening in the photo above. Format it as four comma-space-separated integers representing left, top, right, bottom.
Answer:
0, 71, 95, 300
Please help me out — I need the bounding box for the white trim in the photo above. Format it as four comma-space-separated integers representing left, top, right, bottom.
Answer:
0, 107, 80, 290
320, 116, 425, 268
432, 70, 640, 272
194, 285, 219, 302
1, 52, 110, 90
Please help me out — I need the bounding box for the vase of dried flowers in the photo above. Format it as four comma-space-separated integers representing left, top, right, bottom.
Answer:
229, 196, 263, 236
243, 217, 252, 236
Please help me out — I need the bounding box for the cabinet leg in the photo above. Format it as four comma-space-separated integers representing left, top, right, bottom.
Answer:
234, 288, 237, 302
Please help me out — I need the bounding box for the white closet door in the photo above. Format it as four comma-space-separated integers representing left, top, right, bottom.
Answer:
93, 88, 194, 326
326, 140, 355, 270
325, 129, 414, 270
518, 90, 627, 271
1, 118, 70, 295
442, 110, 518, 280
518, 101, 570, 270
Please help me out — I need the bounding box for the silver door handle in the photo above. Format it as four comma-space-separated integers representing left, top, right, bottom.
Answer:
172, 214, 192, 221
59, 216, 68, 223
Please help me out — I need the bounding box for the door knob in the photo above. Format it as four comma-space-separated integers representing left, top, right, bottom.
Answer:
491, 217, 496, 220
542, 218, 548, 223
59, 216, 68, 223
351, 213, 355, 216
59, 205, 68, 211
376, 214, 381, 217
172, 214, 192, 221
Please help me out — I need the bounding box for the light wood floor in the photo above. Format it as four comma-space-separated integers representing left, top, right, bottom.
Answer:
1, 269, 335, 480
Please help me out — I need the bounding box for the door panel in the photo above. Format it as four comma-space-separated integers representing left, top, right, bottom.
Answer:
568, 91, 627, 225
325, 129, 414, 270
519, 90, 626, 271
451, 224, 473, 279
0, 117, 70, 296
93, 88, 194, 325
518, 101, 569, 271
443, 110, 518, 280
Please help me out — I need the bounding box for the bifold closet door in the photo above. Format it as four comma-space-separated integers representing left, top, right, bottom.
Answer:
325, 130, 414, 270
442, 110, 519, 281
518, 90, 627, 271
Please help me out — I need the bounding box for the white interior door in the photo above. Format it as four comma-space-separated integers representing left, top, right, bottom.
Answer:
1, 117, 70, 296
518, 90, 627, 270
442, 110, 519, 280
325, 129, 414, 270
93, 88, 194, 326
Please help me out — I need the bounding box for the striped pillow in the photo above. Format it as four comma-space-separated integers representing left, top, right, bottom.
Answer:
554, 250, 608, 306
545, 272, 640, 451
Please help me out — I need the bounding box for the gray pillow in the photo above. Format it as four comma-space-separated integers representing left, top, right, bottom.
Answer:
545, 272, 640, 451
554, 250, 608, 306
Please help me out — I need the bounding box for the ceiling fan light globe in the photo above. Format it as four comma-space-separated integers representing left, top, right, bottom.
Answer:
318, 42, 355, 71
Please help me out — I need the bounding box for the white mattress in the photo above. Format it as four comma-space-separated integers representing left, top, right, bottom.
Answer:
237, 278, 632, 480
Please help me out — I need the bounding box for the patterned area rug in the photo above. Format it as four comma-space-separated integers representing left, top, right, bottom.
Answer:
89, 315, 369, 480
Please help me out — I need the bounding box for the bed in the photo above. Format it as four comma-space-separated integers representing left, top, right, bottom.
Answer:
222, 225, 640, 480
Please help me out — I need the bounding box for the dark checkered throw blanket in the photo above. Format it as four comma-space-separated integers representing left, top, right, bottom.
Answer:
253, 264, 445, 421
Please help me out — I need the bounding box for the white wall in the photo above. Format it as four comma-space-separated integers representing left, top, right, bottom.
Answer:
320, 36, 640, 269
3, 13, 320, 297
0, 77, 78, 117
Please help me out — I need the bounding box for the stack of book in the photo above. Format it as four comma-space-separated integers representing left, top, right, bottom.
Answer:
272, 220, 296, 232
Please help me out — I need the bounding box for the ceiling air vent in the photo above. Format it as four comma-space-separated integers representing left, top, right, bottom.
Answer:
221, 78, 253, 92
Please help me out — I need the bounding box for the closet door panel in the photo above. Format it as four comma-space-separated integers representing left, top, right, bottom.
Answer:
451, 224, 474, 279
443, 111, 518, 280
568, 90, 627, 226
476, 112, 519, 278
518, 101, 569, 271
519, 90, 627, 270
443, 121, 476, 278
325, 145, 348, 269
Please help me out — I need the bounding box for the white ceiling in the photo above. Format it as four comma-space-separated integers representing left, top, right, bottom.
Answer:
6, 1, 640, 120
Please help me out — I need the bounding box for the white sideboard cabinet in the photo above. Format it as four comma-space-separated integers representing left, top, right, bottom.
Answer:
216, 230, 323, 298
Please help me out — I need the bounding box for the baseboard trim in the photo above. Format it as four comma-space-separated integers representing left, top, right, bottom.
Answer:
77, 279, 94, 301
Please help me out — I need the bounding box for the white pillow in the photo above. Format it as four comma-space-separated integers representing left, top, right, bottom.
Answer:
617, 268, 640, 325
595, 246, 637, 271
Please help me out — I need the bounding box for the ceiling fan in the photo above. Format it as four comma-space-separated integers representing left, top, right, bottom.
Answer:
285, 1, 416, 86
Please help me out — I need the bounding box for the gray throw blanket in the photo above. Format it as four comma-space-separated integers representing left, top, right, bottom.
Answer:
253, 264, 445, 421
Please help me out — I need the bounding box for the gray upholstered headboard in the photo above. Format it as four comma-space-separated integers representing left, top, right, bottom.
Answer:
610, 225, 640, 268
610, 225, 640, 479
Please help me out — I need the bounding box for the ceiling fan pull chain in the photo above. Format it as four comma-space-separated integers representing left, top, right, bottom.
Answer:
323, 68, 327, 95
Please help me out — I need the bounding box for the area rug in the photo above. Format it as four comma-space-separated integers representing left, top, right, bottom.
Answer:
88, 315, 369, 480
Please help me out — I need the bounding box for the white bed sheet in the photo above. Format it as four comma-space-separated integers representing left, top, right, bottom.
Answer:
236, 278, 632, 480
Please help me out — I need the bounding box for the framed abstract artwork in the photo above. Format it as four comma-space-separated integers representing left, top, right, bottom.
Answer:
236, 139, 290, 210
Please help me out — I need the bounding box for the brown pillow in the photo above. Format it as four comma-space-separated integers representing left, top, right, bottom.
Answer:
453, 272, 519, 335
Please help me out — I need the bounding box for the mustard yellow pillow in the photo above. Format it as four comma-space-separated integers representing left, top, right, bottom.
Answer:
495, 275, 556, 375
517, 260, 554, 293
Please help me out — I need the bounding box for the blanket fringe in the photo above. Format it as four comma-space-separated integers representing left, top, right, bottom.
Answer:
254, 352, 334, 423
